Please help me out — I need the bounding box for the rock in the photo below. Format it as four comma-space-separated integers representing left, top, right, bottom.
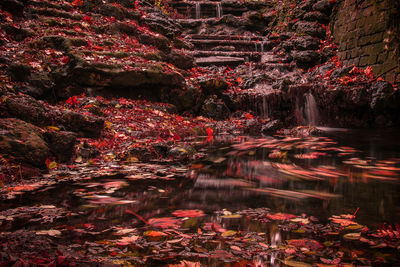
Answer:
293, 50, 321, 69
243, 118, 262, 135
312, 0, 333, 14
293, 36, 320, 51
295, 21, 326, 38
279, 32, 295, 41
1, 93, 104, 138
303, 11, 329, 24
44, 131, 77, 162
162, 49, 194, 69
330, 66, 353, 79
8, 63, 31, 82
299, 0, 316, 11
138, 33, 171, 51
70, 63, 185, 93
0, 118, 49, 167
272, 79, 292, 92
200, 95, 230, 120
143, 12, 183, 38
369, 81, 394, 110
261, 119, 282, 134
0, 0, 24, 17
168, 145, 195, 161
243, 11, 266, 32
2, 24, 34, 41
198, 77, 229, 96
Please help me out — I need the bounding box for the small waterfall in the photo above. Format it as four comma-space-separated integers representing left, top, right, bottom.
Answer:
304, 92, 319, 126
261, 40, 265, 53
254, 42, 258, 52
216, 2, 223, 18
195, 2, 201, 19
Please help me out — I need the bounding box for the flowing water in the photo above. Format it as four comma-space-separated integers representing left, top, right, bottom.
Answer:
304, 92, 319, 126
195, 2, 201, 19
1, 129, 400, 265
216, 2, 223, 18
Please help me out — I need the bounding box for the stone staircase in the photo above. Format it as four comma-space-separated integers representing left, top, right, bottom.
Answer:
171, 0, 273, 67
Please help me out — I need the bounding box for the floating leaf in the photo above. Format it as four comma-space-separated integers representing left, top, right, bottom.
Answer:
172, 210, 204, 218
148, 217, 181, 229
221, 230, 237, 237
343, 232, 361, 240
288, 239, 324, 250
281, 259, 312, 267
36, 230, 61, 237
267, 213, 297, 220
221, 214, 242, 219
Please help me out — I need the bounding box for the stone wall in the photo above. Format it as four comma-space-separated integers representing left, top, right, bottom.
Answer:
332, 0, 400, 82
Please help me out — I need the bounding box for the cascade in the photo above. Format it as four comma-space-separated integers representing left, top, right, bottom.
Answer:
216, 2, 223, 18
195, 2, 201, 19
261, 40, 264, 53
304, 92, 319, 125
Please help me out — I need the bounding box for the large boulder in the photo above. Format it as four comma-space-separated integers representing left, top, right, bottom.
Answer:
369, 81, 394, 110
0, 118, 49, 167
1, 93, 104, 138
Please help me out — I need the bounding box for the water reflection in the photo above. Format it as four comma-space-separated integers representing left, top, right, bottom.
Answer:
190, 129, 400, 225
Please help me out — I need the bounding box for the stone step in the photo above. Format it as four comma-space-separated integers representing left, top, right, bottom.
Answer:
28, 7, 84, 21
195, 56, 245, 67
28, 0, 72, 12
188, 50, 262, 61
186, 34, 267, 41
189, 39, 274, 52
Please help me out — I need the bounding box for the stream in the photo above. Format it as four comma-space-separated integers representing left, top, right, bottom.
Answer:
1, 128, 400, 266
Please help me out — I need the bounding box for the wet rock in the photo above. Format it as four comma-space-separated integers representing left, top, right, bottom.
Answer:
293, 36, 320, 51
44, 131, 77, 163
201, 95, 230, 120
312, 0, 333, 15
168, 145, 195, 161
369, 81, 394, 110
303, 11, 329, 24
77, 141, 100, 160
0, 118, 49, 167
198, 77, 229, 96
272, 79, 292, 92
243, 118, 262, 135
294, 21, 325, 38
261, 119, 282, 135
293, 50, 321, 69
8, 63, 31, 82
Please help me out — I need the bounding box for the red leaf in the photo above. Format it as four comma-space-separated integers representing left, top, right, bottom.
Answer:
172, 210, 204, 218
245, 113, 254, 119
82, 16, 92, 24
72, 0, 83, 7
